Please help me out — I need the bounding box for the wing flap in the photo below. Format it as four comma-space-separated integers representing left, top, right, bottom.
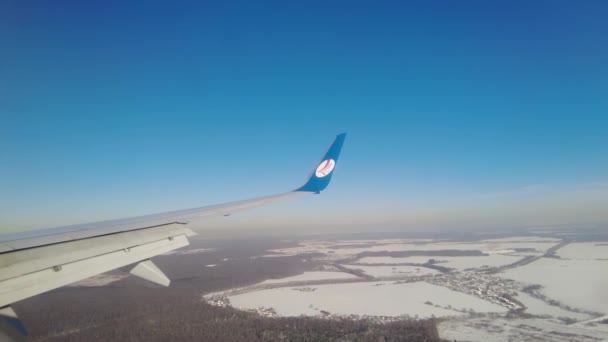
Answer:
0, 225, 195, 282
0, 234, 189, 307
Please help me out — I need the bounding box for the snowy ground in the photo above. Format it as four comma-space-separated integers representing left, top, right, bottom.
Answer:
208, 235, 608, 341
356, 254, 521, 270
515, 291, 591, 321
480, 237, 562, 243
357, 256, 435, 264
228, 281, 506, 318
556, 242, 608, 260
341, 265, 440, 277
502, 258, 608, 314
438, 317, 608, 342
265, 239, 557, 259
260, 271, 358, 285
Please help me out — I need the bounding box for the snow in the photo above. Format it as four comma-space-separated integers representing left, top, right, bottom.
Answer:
556, 242, 608, 260
265, 238, 558, 259
574, 315, 608, 335
228, 281, 507, 318
342, 265, 440, 277
268, 237, 568, 267
356, 254, 520, 270
435, 255, 520, 270
260, 271, 359, 285
502, 258, 608, 314
480, 236, 562, 243
261, 253, 298, 257
332, 239, 414, 245
256, 237, 608, 338
483, 249, 515, 255
516, 292, 591, 320
439, 317, 608, 342
357, 256, 434, 264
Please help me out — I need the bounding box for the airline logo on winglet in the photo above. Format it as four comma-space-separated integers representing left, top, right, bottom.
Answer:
295, 133, 346, 193
315, 159, 335, 178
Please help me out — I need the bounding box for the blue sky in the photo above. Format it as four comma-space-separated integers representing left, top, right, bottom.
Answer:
1, 1, 607, 233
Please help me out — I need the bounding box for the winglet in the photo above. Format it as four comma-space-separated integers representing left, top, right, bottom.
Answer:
295, 133, 346, 193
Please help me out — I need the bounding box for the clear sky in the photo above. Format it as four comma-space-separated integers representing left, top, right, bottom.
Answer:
1, 1, 607, 234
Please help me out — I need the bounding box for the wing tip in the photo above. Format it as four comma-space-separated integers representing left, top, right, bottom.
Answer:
295, 133, 346, 193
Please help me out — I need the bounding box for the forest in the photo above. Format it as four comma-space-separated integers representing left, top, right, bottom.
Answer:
15, 237, 442, 341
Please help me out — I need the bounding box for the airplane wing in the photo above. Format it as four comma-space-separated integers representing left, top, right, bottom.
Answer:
0, 133, 346, 341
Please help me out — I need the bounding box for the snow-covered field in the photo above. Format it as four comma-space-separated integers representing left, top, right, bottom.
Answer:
357, 256, 434, 264
332, 239, 418, 245
228, 281, 507, 318
439, 317, 608, 342
260, 271, 358, 284
341, 265, 440, 277
266, 240, 557, 259
356, 255, 521, 270
502, 258, 608, 314
432, 255, 521, 270
556, 242, 608, 260
480, 236, 562, 243
320, 242, 533, 256
210, 236, 608, 341
516, 291, 591, 320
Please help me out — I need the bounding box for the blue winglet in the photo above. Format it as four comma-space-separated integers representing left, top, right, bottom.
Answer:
295, 133, 346, 193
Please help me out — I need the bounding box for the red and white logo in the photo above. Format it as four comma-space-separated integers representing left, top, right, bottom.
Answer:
315, 159, 336, 178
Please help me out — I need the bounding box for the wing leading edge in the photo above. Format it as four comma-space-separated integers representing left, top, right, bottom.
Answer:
0, 133, 347, 252
0, 133, 346, 340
